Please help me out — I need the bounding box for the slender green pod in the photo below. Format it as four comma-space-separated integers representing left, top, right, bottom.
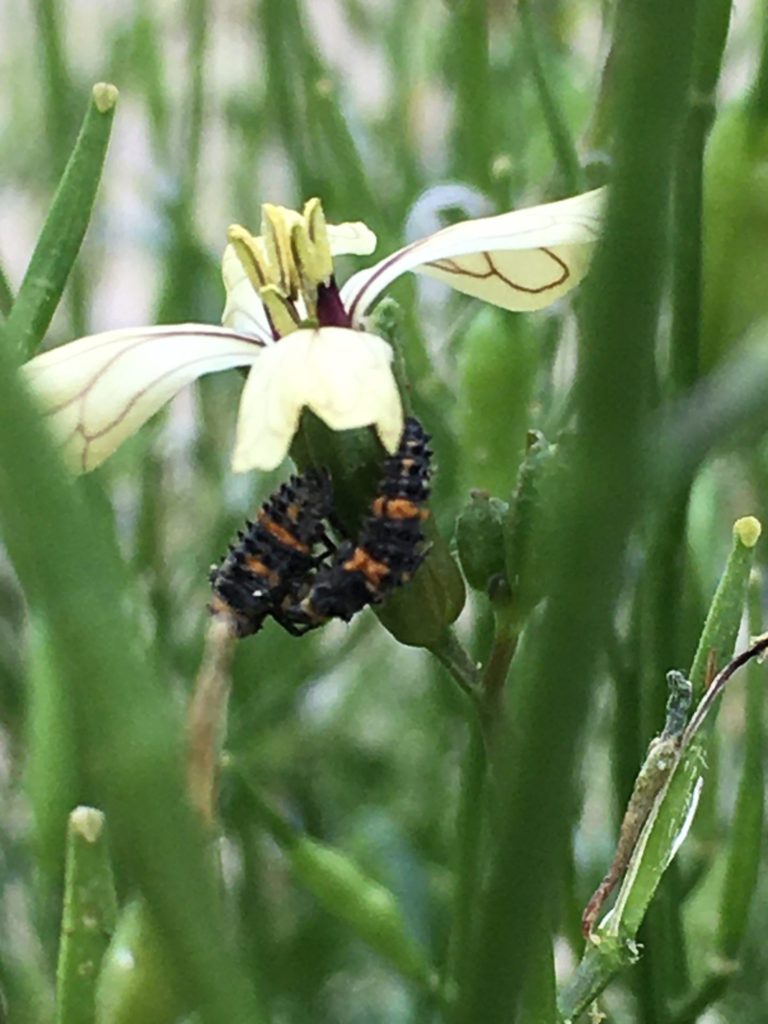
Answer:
611, 517, 759, 938
560, 518, 761, 1018
246, 785, 436, 990
457, 308, 538, 499
57, 808, 118, 1024
6, 83, 118, 360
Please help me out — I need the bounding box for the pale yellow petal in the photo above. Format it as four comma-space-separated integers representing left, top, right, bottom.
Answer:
22, 325, 264, 473
302, 328, 403, 451
231, 327, 403, 472
231, 335, 311, 472
327, 221, 377, 257
341, 188, 605, 321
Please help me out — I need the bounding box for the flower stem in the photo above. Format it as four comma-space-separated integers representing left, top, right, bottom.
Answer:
427, 629, 482, 709
444, 718, 487, 1007
480, 606, 519, 726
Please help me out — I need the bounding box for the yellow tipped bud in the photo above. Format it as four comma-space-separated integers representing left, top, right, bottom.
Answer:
734, 516, 762, 549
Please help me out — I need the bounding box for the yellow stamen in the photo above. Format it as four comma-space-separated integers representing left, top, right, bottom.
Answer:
261, 204, 301, 299
227, 224, 269, 290
260, 284, 301, 337
227, 200, 337, 337
303, 198, 333, 284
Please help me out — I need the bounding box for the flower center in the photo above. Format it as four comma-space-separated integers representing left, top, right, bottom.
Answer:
228, 198, 350, 338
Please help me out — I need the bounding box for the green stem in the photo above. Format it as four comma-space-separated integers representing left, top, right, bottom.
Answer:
457, 0, 699, 1017
56, 808, 118, 1024
518, 0, 582, 192
6, 84, 118, 360
450, 0, 492, 190
480, 607, 519, 725
714, 570, 764, 959
616, 522, 759, 936
558, 935, 638, 1021
0, 258, 14, 317
655, 342, 768, 496
32, 0, 90, 341
445, 719, 487, 1004
428, 629, 482, 704
518, 908, 557, 1024
33, 0, 76, 175
748, 4, 768, 124
670, 0, 731, 395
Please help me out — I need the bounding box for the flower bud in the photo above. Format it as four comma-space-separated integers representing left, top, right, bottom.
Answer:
504, 430, 557, 617
455, 490, 509, 593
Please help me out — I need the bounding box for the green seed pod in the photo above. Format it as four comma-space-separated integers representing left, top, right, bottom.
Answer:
457, 307, 538, 497
455, 490, 510, 593
376, 523, 466, 647
702, 105, 768, 370
95, 901, 185, 1024
290, 836, 434, 987
504, 430, 557, 616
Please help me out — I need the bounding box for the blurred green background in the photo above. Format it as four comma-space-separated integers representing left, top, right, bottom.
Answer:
2, 1, 768, 1022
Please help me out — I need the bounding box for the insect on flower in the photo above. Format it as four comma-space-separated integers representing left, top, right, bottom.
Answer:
21, 191, 604, 474
209, 415, 433, 638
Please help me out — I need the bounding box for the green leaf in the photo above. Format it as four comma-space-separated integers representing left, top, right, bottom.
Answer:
0, 321, 264, 1024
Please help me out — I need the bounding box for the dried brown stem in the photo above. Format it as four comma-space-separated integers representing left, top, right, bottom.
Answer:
187, 613, 239, 825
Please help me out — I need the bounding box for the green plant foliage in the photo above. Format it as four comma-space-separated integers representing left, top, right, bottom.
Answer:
2, 3, 768, 1024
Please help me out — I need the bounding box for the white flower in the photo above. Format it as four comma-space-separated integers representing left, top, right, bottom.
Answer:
21, 191, 603, 474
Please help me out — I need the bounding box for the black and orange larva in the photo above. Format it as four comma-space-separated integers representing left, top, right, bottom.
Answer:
209, 468, 333, 637
282, 416, 432, 634
209, 417, 432, 637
